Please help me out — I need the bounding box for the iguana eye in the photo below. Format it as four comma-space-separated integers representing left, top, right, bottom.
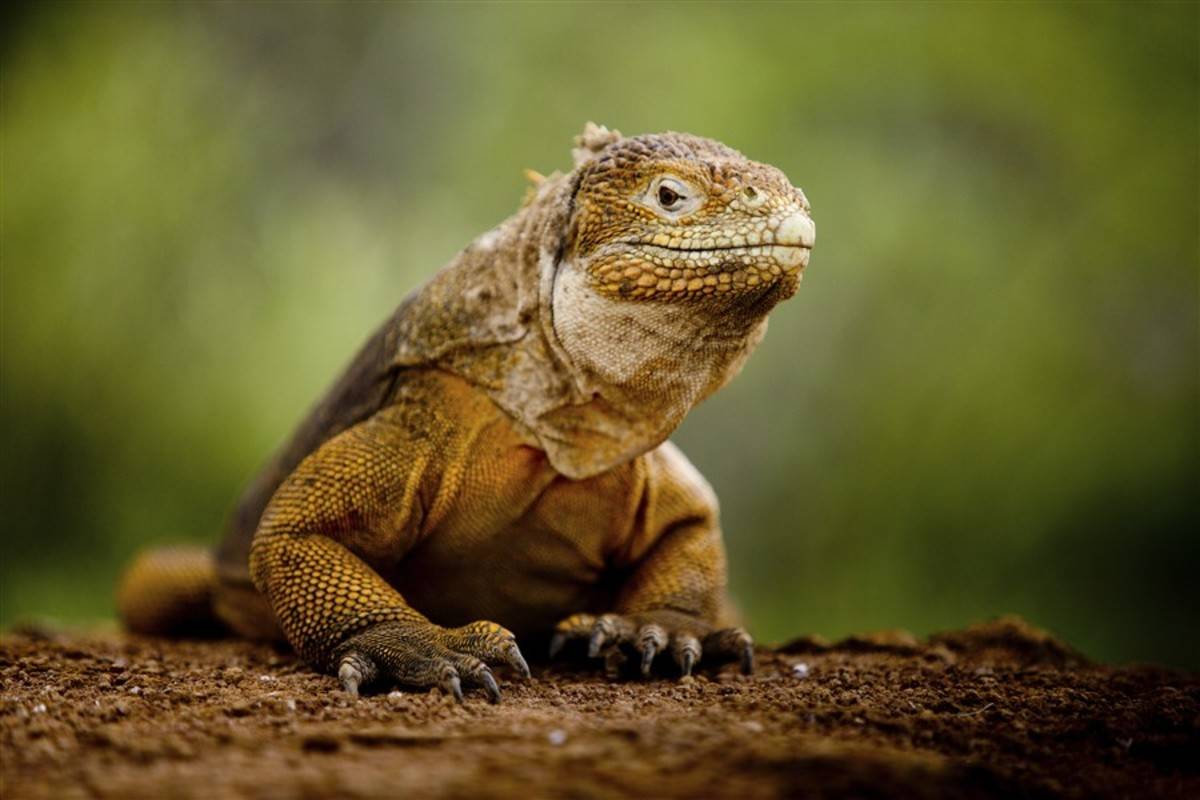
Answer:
642, 176, 702, 216
657, 184, 682, 209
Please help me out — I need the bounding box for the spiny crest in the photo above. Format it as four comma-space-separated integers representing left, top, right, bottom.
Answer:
571, 122, 750, 178
570, 128, 797, 211
572, 122, 623, 167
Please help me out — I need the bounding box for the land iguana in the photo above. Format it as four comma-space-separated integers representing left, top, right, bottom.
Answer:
117, 123, 815, 702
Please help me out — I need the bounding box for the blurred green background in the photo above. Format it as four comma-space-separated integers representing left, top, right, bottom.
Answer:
3, 3, 1197, 668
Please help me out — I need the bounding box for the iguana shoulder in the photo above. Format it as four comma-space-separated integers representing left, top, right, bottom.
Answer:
215, 148, 581, 581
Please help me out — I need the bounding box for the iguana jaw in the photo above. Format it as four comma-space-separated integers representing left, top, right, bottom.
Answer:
620, 206, 815, 271
584, 226, 812, 303
614, 239, 811, 286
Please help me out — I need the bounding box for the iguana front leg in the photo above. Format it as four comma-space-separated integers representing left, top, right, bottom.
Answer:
249, 391, 529, 702
549, 443, 754, 677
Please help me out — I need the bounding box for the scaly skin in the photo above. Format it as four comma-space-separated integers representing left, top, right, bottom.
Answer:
117, 124, 815, 702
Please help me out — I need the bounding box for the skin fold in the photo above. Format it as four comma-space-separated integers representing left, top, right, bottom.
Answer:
117, 123, 815, 702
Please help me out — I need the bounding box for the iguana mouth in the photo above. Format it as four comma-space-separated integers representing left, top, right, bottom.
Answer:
626, 242, 811, 253
632, 242, 811, 272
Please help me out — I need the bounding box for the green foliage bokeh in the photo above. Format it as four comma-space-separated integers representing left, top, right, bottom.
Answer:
3, 3, 1197, 667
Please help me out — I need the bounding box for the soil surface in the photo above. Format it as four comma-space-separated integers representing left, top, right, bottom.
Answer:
1, 616, 1196, 799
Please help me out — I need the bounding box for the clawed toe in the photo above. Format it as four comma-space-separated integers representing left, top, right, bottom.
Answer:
439, 667, 464, 703
479, 668, 501, 703
505, 641, 532, 679
548, 612, 756, 679
337, 649, 379, 697
331, 619, 530, 702
704, 627, 755, 675
451, 621, 532, 680
337, 660, 365, 697
672, 634, 700, 677
638, 624, 667, 677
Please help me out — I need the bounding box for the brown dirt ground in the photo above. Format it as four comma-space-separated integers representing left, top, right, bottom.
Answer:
1, 616, 1196, 800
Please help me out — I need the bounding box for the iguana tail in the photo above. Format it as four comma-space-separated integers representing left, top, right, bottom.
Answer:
116, 546, 225, 636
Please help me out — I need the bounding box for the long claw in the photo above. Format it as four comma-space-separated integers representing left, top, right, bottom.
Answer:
640, 641, 658, 676
638, 624, 667, 678
701, 627, 755, 675
587, 628, 608, 659
508, 643, 532, 679
673, 634, 701, 678
440, 669, 464, 704
480, 669, 501, 704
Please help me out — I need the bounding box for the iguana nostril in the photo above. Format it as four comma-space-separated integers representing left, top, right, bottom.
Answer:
743, 185, 766, 208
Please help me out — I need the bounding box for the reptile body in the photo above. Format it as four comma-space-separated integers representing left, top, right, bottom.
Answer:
117, 124, 815, 701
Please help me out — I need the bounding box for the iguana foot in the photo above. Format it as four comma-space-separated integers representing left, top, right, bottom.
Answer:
548, 610, 753, 678
333, 619, 530, 703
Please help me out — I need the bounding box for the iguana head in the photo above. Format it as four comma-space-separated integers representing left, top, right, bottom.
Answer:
562, 123, 814, 309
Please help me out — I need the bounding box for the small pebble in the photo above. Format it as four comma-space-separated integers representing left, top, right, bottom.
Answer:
286, 699, 297, 712
129, 686, 142, 695
792, 662, 810, 679
547, 729, 567, 746
258, 675, 275, 683
32, 703, 46, 714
